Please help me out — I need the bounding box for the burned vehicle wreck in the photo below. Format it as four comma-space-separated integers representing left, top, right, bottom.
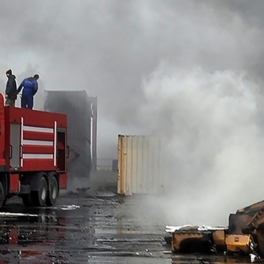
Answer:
166, 200, 264, 260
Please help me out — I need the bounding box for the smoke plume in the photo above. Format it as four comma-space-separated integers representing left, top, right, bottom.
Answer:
139, 64, 264, 225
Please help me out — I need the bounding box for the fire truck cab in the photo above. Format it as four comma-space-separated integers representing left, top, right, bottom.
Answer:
0, 93, 68, 207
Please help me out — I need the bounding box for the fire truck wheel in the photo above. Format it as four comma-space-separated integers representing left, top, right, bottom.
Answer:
47, 176, 59, 206
0, 182, 4, 208
32, 177, 48, 207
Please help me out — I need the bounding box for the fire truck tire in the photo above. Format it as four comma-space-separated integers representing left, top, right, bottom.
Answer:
32, 177, 48, 207
0, 183, 4, 208
47, 176, 59, 206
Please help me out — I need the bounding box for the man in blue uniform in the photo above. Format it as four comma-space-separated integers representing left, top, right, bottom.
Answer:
17, 74, 39, 109
5, 69, 17, 107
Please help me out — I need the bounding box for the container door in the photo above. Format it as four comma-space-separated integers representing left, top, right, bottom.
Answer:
10, 123, 20, 170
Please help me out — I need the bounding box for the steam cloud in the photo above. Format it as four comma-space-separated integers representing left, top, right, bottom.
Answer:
1, 1, 264, 224
139, 65, 264, 226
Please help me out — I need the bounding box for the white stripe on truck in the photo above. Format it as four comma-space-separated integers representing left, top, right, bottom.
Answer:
22, 140, 53, 146
54, 121, 57, 166
23, 154, 53, 159
21, 117, 24, 167
23, 126, 54, 133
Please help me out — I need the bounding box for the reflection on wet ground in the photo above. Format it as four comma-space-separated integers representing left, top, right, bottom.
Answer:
0, 193, 254, 263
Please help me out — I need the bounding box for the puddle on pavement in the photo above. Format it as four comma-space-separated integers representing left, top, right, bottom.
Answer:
0, 203, 68, 263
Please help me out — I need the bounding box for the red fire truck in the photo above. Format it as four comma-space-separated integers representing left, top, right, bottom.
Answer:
0, 94, 68, 208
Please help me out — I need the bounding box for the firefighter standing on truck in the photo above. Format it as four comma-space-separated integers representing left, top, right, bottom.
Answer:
17, 74, 39, 109
5, 69, 17, 107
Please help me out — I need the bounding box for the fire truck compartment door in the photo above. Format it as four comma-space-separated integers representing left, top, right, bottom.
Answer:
10, 123, 20, 170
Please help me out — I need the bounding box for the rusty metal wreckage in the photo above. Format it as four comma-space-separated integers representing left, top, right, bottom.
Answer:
165, 200, 264, 261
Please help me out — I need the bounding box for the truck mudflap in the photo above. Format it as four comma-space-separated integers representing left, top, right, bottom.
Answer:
19, 185, 30, 194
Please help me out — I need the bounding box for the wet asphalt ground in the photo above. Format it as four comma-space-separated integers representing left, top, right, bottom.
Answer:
0, 171, 254, 263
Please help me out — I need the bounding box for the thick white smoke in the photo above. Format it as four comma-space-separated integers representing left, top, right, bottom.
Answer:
139, 64, 264, 226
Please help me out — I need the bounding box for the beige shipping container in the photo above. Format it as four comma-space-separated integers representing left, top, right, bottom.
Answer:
117, 135, 165, 195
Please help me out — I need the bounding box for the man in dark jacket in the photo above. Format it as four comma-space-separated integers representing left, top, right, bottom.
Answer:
5, 69, 17, 107
17, 74, 39, 109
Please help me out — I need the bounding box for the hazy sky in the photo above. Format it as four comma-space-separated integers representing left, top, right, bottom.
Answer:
2, 0, 264, 224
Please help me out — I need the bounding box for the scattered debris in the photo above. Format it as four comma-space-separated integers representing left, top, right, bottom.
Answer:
166, 200, 264, 261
